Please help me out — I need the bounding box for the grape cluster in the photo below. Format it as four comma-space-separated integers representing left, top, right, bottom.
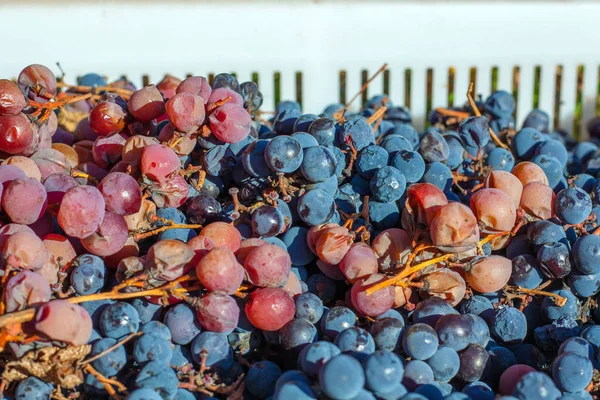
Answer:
0, 64, 600, 400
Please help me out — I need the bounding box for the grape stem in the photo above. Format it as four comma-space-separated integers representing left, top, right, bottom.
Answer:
29, 93, 93, 123
132, 222, 203, 241
335, 63, 388, 121
206, 96, 232, 114
504, 285, 568, 307
366, 106, 387, 126
466, 83, 511, 151
56, 81, 133, 100
434, 108, 471, 120
80, 331, 142, 367
84, 364, 127, 400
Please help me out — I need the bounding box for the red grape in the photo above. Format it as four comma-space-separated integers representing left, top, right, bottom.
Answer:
92, 132, 127, 169
177, 76, 212, 102
0, 223, 34, 250
245, 287, 295, 331
2, 177, 47, 224
430, 202, 479, 253
316, 259, 346, 280
208, 88, 244, 107
196, 247, 244, 294
5, 270, 51, 312
520, 181, 555, 220
339, 243, 378, 283
98, 172, 142, 216
200, 222, 241, 252
235, 238, 267, 265
34, 300, 92, 345
81, 212, 129, 257
0, 79, 27, 115
57, 185, 106, 239
244, 244, 292, 287
498, 365, 536, 395
371, 228, 412, 271
124, 199, 156, 232
187, 235, 216, 258
43, 173, 78, 208
149, 174, 189, 208
512, 161, 549, 186
146, 240, 195, 282
306, 223, 338, 254
485, 170, 523, 209
122, 135, 160, 168
3, 231, 50, 270
0, 113, 34, 154
351, 274, 395, 317
156, 75, 182, 100
18, 64, 57, 102
402, 183, 448, 233
196, 293, 239, 333
470, 188, 516, 232
140, 144, 181, 182
315, 225, 354, 265
208, 103, 252, 144
128, 85, 164, 122
465, 255, 512, 293
89, 101, 127, 137
165, 93, 206, 133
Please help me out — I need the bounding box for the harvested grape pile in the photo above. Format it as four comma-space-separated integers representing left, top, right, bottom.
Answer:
0, 64, 600, 400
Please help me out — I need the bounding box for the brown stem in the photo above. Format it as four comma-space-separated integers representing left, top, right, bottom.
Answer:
84, 364, 126, 400
505, 285, 567, 307
133, 223, 202, 242
435, 108, 471, 119
335, 64, 388, 121
57, 81, 133, 99
81, 332, 142, 366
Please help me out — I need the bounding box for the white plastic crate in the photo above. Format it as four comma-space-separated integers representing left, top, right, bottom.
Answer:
2, 0, 600, 136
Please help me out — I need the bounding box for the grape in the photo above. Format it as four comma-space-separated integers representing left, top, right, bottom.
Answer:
484, 170, 523, 208
195, 247, 243, 294
512, 161, 549, 186
89, 101, 127, 137
2, 155, 42, 181
362, 351, 404, 394
91, 337, 127, 376
18, 64, 57, 102
122, 135, 159, 168
81, 212, 128, 256
70, 254, 106, 295
430, 202, 479, 253
2, 177, 47, 224
338, 243, 378, 283
456, 343, 489, 382
314, 225, 354, 264
157, 123, 197, 156
308, 117, 337, 146
465, 255, 512, 293
177, 76, 211, 101
371, 228, 411, 272
35, 300, 92, 344
99, 301, 140, 339
351, 274, 395, 317
552, 351, 593, 393
485, 90, 515, 117
280, 318, 317, 352
165, 93, 205, 133
369, 166, 406, 203
200, 221, 241, 252
245, 287, 295, 331
91, 132, 127, 168
402, 360, 434, 391
243, 243, 291, 287
541, 289, 578, 321
0, 113, 34, 154
163, 303, 202, 345
140, 144, 181, 182
356, 145, 389, 179
512, 128, 546, 159
265, 135, 303, 173
208, 87, 243, 106
532, 154, 563, 188
419, 128, 450, 162
390, 150, 425, 183
5, 271, 51, 312
246, 360, 282, 399
519, 181, 555, 220
58, 185, 105, 239
280, 226, 315, 266
490, 307, 527, 345
403, 182, 448, 228
554, 187, 592, 224
128, 85, 164, 122
241, 139, 270, 177
191, 331, 233, 368
3, 230, 49, 270
149, 173, 189, 208
470, 188, 516, 232
487, 147, 515, 171
511, 254, 543, 289
537, 242, 571, 279
512, 371, 560, 400
208, 103, 252, 144
459, 116, 491, 148
146, 239, 194, 283
195, 293, 239, 333
97, 172, 142, 216
300, 145, 337, 183
252, 205, 285, 237
135, 361, 178, 400
0, 79, 26, 115
420, 269, 466, 307
319, 354, 365, 400
15, 377, 53, 400
294, 292, 324, 324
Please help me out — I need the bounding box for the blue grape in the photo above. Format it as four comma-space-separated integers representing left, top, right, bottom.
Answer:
228, 132, 255, 156
573, 173, 595, 192
581, 325, 600, 356
293, 132, 319, 148
370, 317, 404, 352
444, 133, 466, 170
368, 200, 399, 230
414, 383, 445, 400
421, 161, 452, 191
402, 323, 439, 360
202, 144, 236, 176
273, 381, 316, 400
512, 127, 546, 160
90, 338, 127, 376
81, 299, 115, 327
281, 227, 315, 266
130, 298, 162, 325
78, 73, 107, 87
299, 341, 341, 377
276, 100, 301, 114
426, 346, 460, 382
308, 117, 337, 146
163, 303, 202, 345
485, 90, 515, 117
568, 271, 600, 297
537, 242, 571, 279
511, 254, 543, 289
553, 351, 593, 393
274, 370, 311, 393
573, 141, 599, 163
506, 235, 534, 259
327, 145, 346, 177
306, 273, 337, 303
296, 189, 335, 226
386, 123, 419, 148
490, 307, 527, 344
390, 150, 425, 183
380, 134, 413, 155
294, 293, 324, 324
338, 116, 375, 151
370, 166, 406, 203
350, 174, 371, 195
558, 337, 594, 359
170, 345, 193, 368
252, 205, 285, 237
555, 187, 592, 225
306, 174, 338, 196
335, 327, 375, 361
140, 321, 171, 340
487, 148, 515, 171
212, 73, 239, 91
70, 254, 106, 295
157, 207, 197, 241
420, 128, 450, 162
413, 297, 459, 327
293, 114, 319, 133
572, 234, 600, 274
522, 109, 550, 132
265, 135, 303, 173
99, 301, 140, 339
456, 343, 489, 383
526, 220, 568, 250
280, 318, 318, 352
402, 360, 435, 391
486, 346, 517, 383
135, 361, 179, 400
127, 389, 163, 400
460, 295, 494, 319
319, 354, 365, 400
532, 154, 563, 188
535, 139, 568, 167
363, 350, 404, 393
242, 139, 271, 178
435, 314, 471, 351
15, 377, 53, 400
246, 360, 282, 398
134, 334, 173, 365
541, 290, 578, 321
273, 108, 301, 135
301, 145, 337, 182
490, 115, 515, 134
462, 381, 494, 400
190, 332, 233, 369
459, 116, 491, 148
356, 145, 390, 179
336, 183, 363, 214
465, 314, 490, 348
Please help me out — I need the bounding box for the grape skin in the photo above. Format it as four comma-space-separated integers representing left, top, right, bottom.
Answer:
5, 271, 51, 312
245, 287, 295, 331
243, 244, 292, 288
2, 177, 47, 224
34, 300, 93, 345
57, 185, 106, 239
195, 247, 244, 294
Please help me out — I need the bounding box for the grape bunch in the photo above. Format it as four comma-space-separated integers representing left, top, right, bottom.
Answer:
0, 64, 600, 400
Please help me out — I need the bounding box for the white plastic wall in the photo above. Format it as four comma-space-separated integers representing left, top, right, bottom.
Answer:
2, 1, 600, 135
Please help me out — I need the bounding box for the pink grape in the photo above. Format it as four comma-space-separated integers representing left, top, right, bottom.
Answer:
149, 173, 189, 208
208, 88, 244, 107
0, 223, 34, 250
146, 239, 195, 282
141, 144, 181, 182
176, 76, 212, 101
43, 173, 78, 207
43, 233, 77, 271
157, 123, 197, 156
200, 222, 241, 252
2, 156, 42, 181
81, 212, 129, 257
122, 135, 160, 168
520, 181, 555, 220
316, 259, 346, 280
485, 170, 523, 209
58, 185, 106, 239
465, 255, 512, 293
128, 85, 165, 122
0, 164, 27, 186
157, 75, 181, 100
196, 247, 244, 294
187, 235, 216, 258
5, 271, 51, 312
208, 103, 252, 144
0, 113, 34, 154
403, 183, 448, 227
124, 199, 156, 232
165, 93, 206, 133
0, 79, 27, 115
74, 118, 98, 142
351, 274, 395, 317
103, 236, 140, 269
2, 177, 47, 224
430, 202, 479, 253
470, 188, 516, 232
512, 161, 549, 186
34, 300, 92, 345
315, 225, 354, 265
235, 238, 267, 265
98, 172, 143, 216
371, 228, 411, 272
283, 273, 303, 296
52, 143, 81, 167
74, 162, 109, 185
394, 286, 414, 308
243, 244, 292, 287
36, 260, 59, 286
92, 132, 127, 169
18, 64, 57, 102
420, 269, 466, 307
339, 242, 378, 283
3, 231, 50, 270
306, 223, 338, 254
116, 256, 146, 285
196, 293, 239, 333
498, 365, 536, 395
245, 287, 295, 331
89, 101, 127, 137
